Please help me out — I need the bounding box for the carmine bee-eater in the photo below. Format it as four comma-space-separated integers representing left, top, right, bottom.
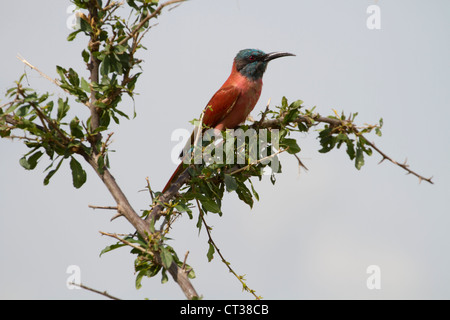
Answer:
162, 48, 295, 192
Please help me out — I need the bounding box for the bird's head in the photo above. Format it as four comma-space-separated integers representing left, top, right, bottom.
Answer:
234, 49, 295, 81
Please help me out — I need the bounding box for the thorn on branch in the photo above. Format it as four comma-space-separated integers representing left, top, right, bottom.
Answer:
182, 250, 190, 271
256, 108, 433, 185
378, 156, 387, 165
88, 204, 123, 221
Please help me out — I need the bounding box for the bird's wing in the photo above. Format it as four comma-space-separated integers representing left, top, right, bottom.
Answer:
202, 85, 241, 128
178, 86, 240, 160
167, 86, 241, 192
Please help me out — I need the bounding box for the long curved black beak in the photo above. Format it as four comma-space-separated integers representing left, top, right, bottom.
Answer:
263, 52, 296, 62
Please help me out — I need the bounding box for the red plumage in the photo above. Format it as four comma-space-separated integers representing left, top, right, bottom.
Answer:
162, 61, 263, 193
203, 62, 262, 130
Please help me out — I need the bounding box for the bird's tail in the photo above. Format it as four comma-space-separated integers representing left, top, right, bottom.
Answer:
162, 161, 185, 193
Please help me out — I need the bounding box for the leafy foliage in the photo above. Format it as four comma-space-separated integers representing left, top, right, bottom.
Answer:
0, 0, 406, 299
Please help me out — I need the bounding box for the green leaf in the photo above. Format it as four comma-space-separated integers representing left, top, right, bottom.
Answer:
281, 96, 288, 108
235, 179, 254, 208
57, 98, 70, 121
56, 66, 66, 81
43, 157, 64, 185
345, 138, 356, 160
114, 44, 128, 54
355, 145, 365, 170
281, 138, 301, 154
207, 242, 215, 262
19, 157, 31, 170
79, 17, 92, 33
82, 49, 90, 63
70, 117, 84, 139
224, 174, 238, 192
185, 265, 196, 279
27, 151, 43, 170
67, 29, 82, 41
160, 247, 173, 269
100, 55, 111, 76
127, 72, 141, 91
5, 102, 20, 114
199, 196, 221, 214
135, 270, 145, 290
67, 68, 80, 87
135, 263, 162, 290
99, 242, 127, 257
126, 0, 139, 10
270, 172, 276, 185
161, 269, 169, 284
123, 235, 147, 248
318, 127, 336, 153
289, 99, 303, 109
175, 202, 193, 219
16, 105, 32, 117
97, 155, 105, 175
375, 127, 382, 137
70, 157, 87, 189
80, 77, 90, 93
249, 179, 259, 201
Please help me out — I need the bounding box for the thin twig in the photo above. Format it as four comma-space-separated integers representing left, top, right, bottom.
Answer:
89, 204, 121, 221
16, 54, 60, 87
360, 134, 434, 184
69, 282, 121, 300
256, 98, 271, 127
100, 132, 114, 156
118, 0, 187, 46
145, 177, 154, 202
99, 231, 152, 256
196, 203, 261, 300
255, 114, 433, 184
16, 54, 91, 109
88, 205, 119, 210
293, 153, 308, 172
228, 147, 288, 175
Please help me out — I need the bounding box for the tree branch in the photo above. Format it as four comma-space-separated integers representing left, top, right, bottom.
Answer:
69, 282, 121, 300
254, 113, 434, 184
77, 0, 198, 299
100, 230, 198, 299
15, 55, 91, 109
118, 0, 187, 47
16, 54, 60, 87
4, 0, 198, 301
87, 0, 102, 145
198, 203, 260, 299
88, 205, 118, 210
81, 152, 199, 299
147, 165, 193, 222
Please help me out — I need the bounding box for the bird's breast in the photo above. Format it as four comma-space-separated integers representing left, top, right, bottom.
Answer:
214, 76, 262, 130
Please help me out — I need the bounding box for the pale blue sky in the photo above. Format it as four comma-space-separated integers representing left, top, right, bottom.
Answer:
1, 0, 449, 299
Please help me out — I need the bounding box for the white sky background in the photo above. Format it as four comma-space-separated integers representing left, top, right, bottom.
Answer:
0, 0, 449, 299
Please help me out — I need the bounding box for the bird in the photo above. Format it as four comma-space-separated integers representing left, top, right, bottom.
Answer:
162, 48, 295, 193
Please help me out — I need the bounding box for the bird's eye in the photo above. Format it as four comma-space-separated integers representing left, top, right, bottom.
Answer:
248, 55, 255, 61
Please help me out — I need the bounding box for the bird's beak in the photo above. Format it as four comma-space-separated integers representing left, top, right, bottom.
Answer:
263, 52, 296, 62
